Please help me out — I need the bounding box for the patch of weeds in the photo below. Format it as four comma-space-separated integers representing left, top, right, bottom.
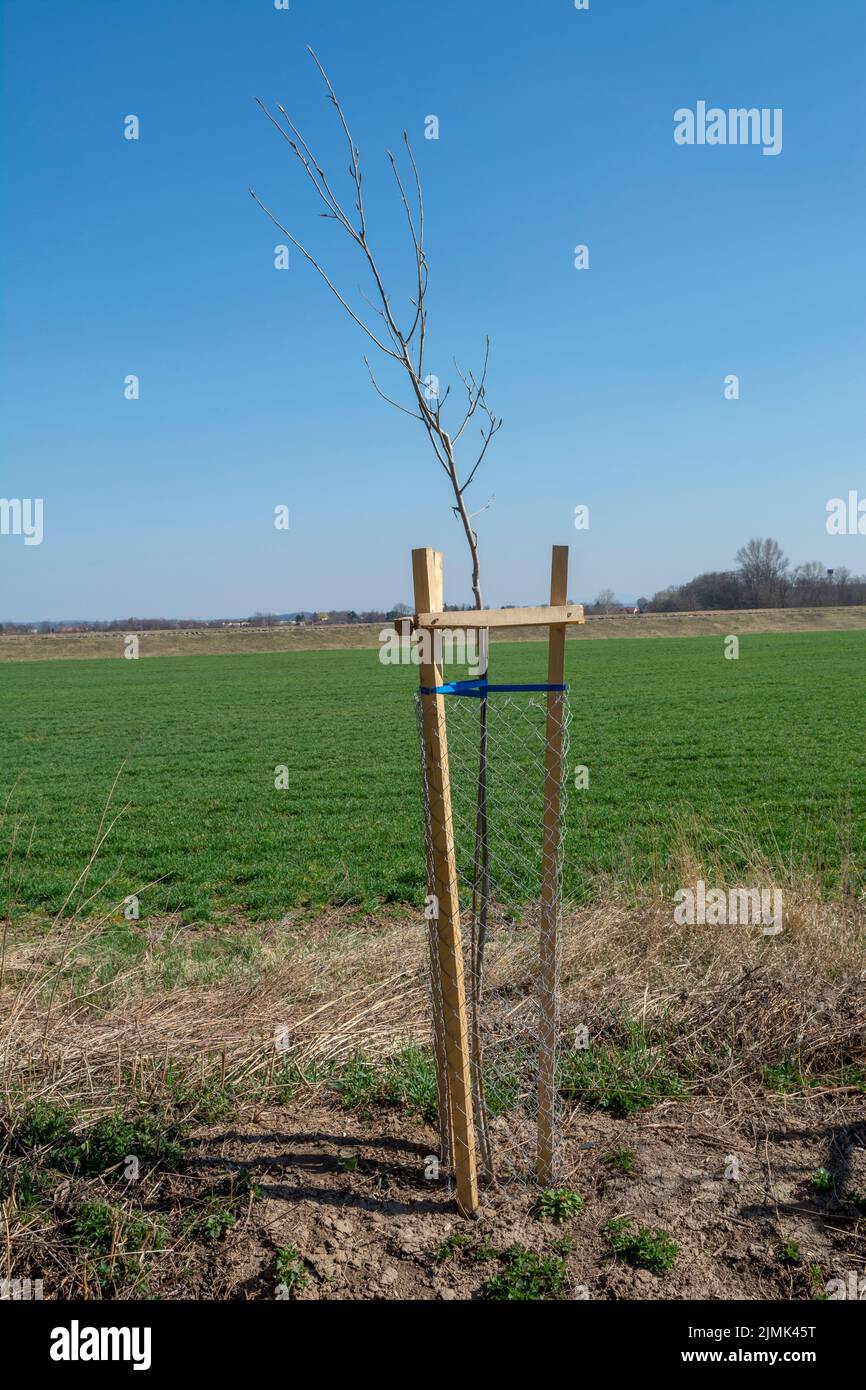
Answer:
846, 1189, 866, 1214
9, 1101, 184, 1178
274, 1246, 307, 1297
160, 1063, 240, 1124
605, 1217, 679, 1275
78, 1111, 186, 1176
381, 1046, 438, 1123
267, 1061, 306, 1106
336, 1152, 358, 1173
481, 1052, 523, 1118
190, 1200, 237, 1242
809, 1265, 829, 1300
65, 925, 148, 1008
434, 1232, 470, 1263
228, 1167, 264, 1200
763, 1061, 866, 1095
809, 1167, 834, 1193
532, 1188, 584, 1225
336, 1045, 523, 1124
778, 1240, 802, 1266
470, 1242, 500, 1263
335, 1054, 380, 1115
434, 1233, 499, 1267
558, 1020, 686, 1115
335, 1046, 438, 1122
71, 1199, 166, 1294
605, 1145, 637, 1175
549, 1236, 576, 1256
179, 1169, 262, 1242
0, 1160, 52, 1211
480, 1244, 569, 1301
10, 1100, 81, 1168
763, 1061, 806, 1094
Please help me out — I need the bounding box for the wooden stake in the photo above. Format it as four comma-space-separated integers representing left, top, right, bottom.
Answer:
537, 544, 568, 1184
412, 547, 480, 1218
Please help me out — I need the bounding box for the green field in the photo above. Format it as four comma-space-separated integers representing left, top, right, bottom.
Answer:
2, 630, 864, 921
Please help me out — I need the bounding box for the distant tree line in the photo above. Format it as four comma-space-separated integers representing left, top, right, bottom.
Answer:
5, 539, 865, 632
636, 538, 866, 613
0, 607, 412, 635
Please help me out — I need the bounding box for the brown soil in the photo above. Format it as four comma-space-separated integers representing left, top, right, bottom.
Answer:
153, 1089, 865, 1301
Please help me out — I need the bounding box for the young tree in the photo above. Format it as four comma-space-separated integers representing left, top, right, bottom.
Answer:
251, 49, 502, 1171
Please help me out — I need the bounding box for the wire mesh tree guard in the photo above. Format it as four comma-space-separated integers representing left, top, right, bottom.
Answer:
410, 546, 583, 1215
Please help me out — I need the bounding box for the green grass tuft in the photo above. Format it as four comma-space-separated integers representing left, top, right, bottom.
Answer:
605, 1217, 679, 1274
605, 1145, 637, 1175
532, 1189, 584, 1224
480, 1244, 569, 1301
559, 1020, 687, 1115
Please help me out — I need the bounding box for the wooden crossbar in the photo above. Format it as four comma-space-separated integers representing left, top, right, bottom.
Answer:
414, 603, 584, 630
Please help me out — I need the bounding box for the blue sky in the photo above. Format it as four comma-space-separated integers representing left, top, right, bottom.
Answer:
1, 0, 864, 620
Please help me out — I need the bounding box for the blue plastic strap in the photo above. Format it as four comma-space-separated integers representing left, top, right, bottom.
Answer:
419, 679, 568, 698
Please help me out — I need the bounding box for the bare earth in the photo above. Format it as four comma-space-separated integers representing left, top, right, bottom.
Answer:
166, 1089, 865, 1301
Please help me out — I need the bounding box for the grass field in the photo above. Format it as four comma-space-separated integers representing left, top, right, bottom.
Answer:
2, 628, 864, 923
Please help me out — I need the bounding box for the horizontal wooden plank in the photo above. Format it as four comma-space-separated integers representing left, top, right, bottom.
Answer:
414, 604, 584, 630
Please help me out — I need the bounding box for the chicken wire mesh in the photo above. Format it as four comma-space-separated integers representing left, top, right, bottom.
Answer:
415, 685, 571, 1193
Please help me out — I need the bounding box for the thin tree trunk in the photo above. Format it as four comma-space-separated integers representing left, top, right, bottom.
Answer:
445, 458, 494, 1178
470, 676, 493, 1179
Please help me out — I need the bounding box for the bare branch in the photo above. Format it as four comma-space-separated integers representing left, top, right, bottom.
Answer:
254, 98, 353, 235
248, 189, 402, 360
307, 48, 367, 239
461, 416, 502, 494
452, 338, 492, 444
386, 145, 426, 346
363, 356, 426, 423
251, 50, 501, 600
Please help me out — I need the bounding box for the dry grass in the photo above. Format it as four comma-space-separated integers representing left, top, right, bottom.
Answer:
2, 886, 863, 1121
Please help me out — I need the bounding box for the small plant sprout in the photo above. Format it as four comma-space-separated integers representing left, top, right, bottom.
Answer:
778, 1240, 802, 1266
532, 1189, 584, 1225
606, 1146, 636, 1175
605, 1217, 679, 1275
433, 1232, 470, 1263
275, 1246, 307, 1297
549, 1236, 576, 1256
809, 1167, 834, 1193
